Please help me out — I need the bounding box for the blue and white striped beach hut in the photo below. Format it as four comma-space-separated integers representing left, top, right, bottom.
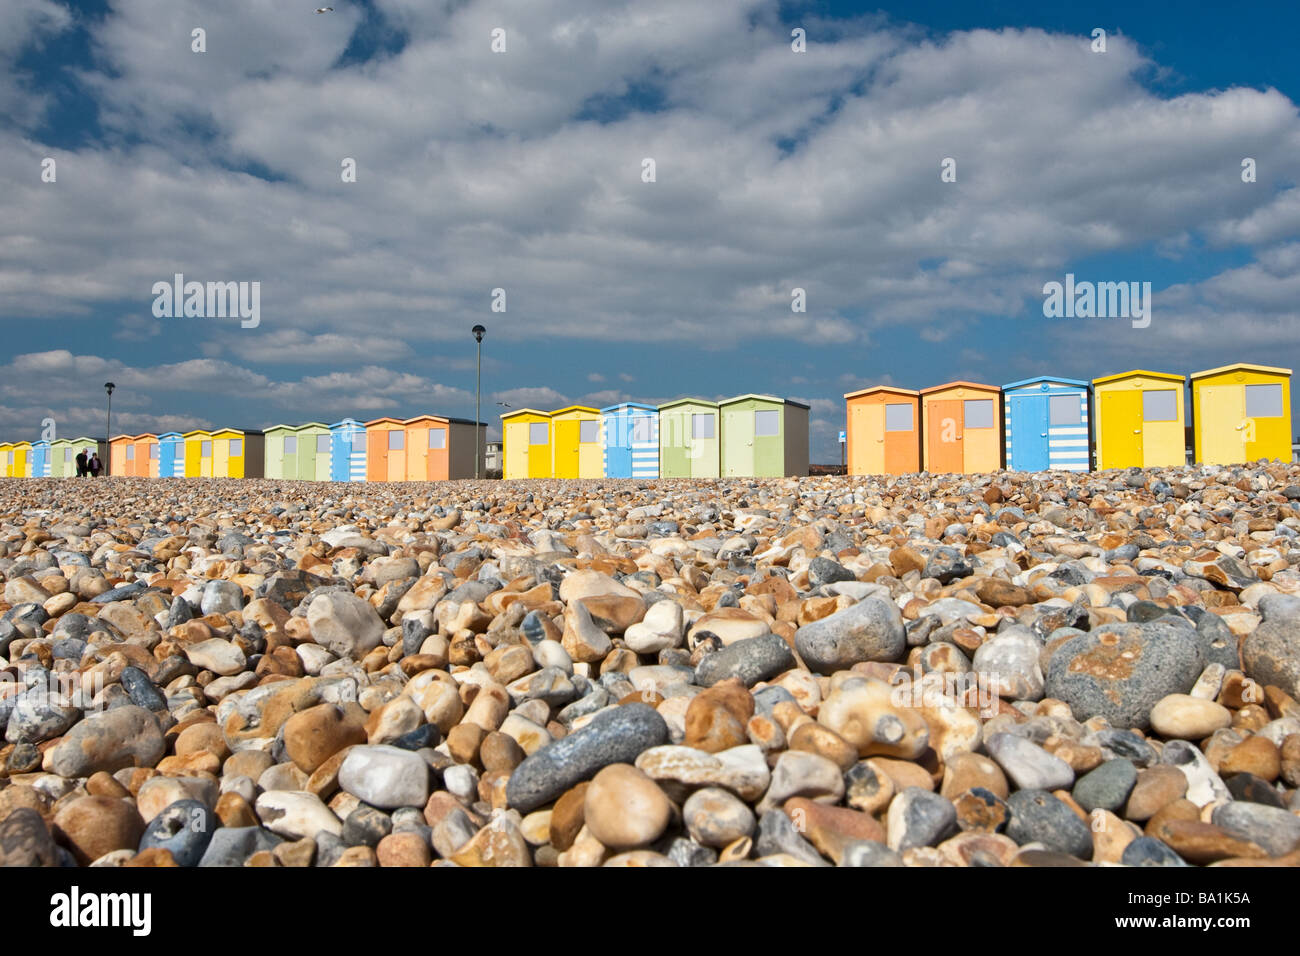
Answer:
601, 403, 660, 479
1002, 377, 1090, 472
330, 418, 367, 482
157, 432, 184, 477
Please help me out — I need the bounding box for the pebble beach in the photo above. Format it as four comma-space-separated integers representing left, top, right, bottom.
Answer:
2, 466, 1299, 868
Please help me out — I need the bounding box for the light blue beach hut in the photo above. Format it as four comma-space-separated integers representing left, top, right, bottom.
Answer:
31, 440, 50, 477
158, 432, 184, 477
1002, 376, 1091, 472
601, 403, 660, 479
330, 418, 367, 482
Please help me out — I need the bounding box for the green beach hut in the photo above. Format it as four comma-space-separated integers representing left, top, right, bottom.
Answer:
719, 395, 810, 478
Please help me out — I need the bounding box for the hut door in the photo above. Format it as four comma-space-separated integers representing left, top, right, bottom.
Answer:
607, 416, 632, 478
1011, 396, 1050, 471
368, 430, 386, 480
1100, 391, 1142, 468
555, 420, 579, 478
1199, 385, 1245, 466
722, 406, 751, 476
851, 402, 882, 474
928, 399, 964, 473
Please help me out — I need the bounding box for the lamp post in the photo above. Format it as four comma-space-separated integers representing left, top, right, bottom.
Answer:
104, 382, 115, 475
472, 325, 486, 479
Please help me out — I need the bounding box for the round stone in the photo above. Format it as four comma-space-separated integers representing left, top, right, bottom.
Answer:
683, 787, 756, 848
583, 763, 672, 850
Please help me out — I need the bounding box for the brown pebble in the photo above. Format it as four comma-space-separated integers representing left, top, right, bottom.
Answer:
480, 731, 525, 773
447, 723, 486, 766
1124, 765, 1188, 822
549, 782, 590, 852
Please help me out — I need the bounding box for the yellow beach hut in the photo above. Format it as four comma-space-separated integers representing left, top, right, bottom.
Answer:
550, 406, 603, 479
1191, 363, 1292, 465
502, 409, 553, 479
1092, 370, 1187, 469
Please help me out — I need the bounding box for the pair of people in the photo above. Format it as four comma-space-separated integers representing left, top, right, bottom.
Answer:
74, 450, 102, 477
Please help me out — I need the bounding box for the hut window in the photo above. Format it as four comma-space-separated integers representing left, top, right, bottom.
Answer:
529, 423, 548, 445
283, 435, 297, 454
229, 439, 242, 456
125, 445, 135, 460
200, 441, 212, 457
885, 404, 913, 431
389, 431, 404, 450
429, 429, 446, 449
1049, 395, 1082, 426
1246, 383, 1283, 418
755, 410, 780, 436
150, 445, 159, 458
317, 435, 330, 453
692, 414, 714, 439
64, 449, 71, 462
632, 416, 653, 443
1142, 390, 1177, 422
579, 420, 599, 443
964, 399, 994, 429
352, 433, 365, 454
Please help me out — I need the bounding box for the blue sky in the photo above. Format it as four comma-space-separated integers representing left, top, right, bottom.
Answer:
3, 0, 1299, 461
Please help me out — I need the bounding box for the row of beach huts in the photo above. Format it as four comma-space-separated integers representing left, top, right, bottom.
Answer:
0, 417, 485, 481
0, 364, 1292, 480
846, 365, 1293, 474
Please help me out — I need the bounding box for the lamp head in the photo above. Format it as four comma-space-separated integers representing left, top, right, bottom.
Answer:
472, 325, 486, 343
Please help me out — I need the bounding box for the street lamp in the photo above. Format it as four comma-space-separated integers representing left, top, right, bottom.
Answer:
472, 325, 486, 479
104, 382, 115, 475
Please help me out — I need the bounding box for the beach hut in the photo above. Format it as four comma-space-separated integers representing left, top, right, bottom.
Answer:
550, 406, 603, 479
403, 416, 484, 480
110, 434, 160, 477
1191, 364, 1293, 465
330, 419, 367, 482
2, 442, 32, 477
1002, 377, 1091, 472
601, 403, 660, 479
719, 395, 810, 478
920, 382, 1003, 474
400, 415, 482, 481
364, 418, 407, 482
207, 428, 263, 478
843, 386, 921, 476
31, 440, 50, 478
183, 430, 212, 477
263, 425, 291, 480
502, 409, 553, 479
158, 432, 184, 477
265, 423, 331, 481
48, 437, 101, 477
1093, 370, 1186, 469
658, 399, 720, 478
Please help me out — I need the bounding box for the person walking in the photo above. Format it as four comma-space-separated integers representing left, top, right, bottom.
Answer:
88, 453, 102, 477
75, 449, 88, 477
